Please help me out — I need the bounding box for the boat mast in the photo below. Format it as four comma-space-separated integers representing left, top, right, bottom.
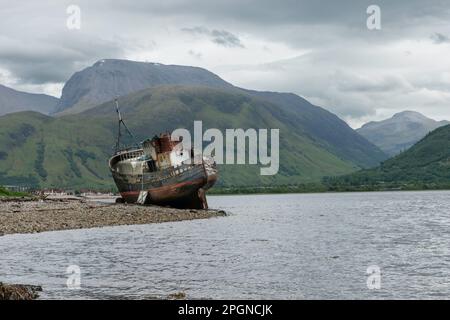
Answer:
114, 98, 138, 152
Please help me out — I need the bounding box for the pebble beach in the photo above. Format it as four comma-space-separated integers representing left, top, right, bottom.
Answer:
0, 197, 226, 237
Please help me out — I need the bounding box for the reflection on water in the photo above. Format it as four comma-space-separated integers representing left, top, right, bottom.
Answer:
1, 191, 450, 299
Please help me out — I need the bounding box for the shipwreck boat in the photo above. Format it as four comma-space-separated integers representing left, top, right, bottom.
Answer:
108, 100, 218, 209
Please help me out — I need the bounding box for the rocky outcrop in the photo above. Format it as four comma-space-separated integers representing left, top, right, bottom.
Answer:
54, 59, 232, 114
0, 282, 42, 300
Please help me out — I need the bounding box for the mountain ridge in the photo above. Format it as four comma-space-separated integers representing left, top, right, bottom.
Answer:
0, 86, 364, 188
357, 110, 449, 156
0, 59, 388, 189
54, 59, 234, 115
0, 84, 59, 116
55, 59, 387, 168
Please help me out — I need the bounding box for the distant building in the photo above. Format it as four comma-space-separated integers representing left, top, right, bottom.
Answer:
3, 185, 30, 192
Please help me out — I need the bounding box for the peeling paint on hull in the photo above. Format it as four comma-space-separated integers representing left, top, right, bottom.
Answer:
118, 175, 209, 208
109, 148, 218, 209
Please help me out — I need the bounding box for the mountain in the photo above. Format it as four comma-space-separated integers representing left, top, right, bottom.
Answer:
54, 59, 233, 114
0, 59, 388, 189
246, 90, 386, 169
325, 124, 450, 190
0, 85, 384, 189
55, 59, 386, 168
0, 84, 59, 116
357, 111, 450, 156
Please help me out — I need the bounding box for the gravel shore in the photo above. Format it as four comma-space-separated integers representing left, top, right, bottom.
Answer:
0, 282, 42, 300
0, 197, 226, 236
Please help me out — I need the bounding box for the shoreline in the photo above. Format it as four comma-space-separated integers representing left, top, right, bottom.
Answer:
209, 188, 450, 196
0, 282, 42, 300
0, 197, 226, 237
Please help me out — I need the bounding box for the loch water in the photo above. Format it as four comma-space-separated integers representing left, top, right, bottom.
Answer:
1, 191, 450, 299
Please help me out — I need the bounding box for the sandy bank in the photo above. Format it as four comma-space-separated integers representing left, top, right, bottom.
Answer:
0, 198, 226, 236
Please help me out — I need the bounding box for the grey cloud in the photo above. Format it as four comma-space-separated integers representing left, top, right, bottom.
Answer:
188, 50, 203, 59
118, 0, 450, 35
168, 0, 450, 52
0, 34, 124, 84
217, 45, 450, 125
182, 26, 244, 48
336, 74, 413, 93
1, 0, 450, 125
431, 32, 450, 44
210, 30, 244, 48
2, 1, 449, 82
182, 26, 209, 34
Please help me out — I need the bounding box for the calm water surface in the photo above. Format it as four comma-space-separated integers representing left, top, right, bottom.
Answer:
1, 191, 450, 299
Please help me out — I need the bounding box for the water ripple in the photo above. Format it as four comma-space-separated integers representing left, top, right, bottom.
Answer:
1, 190, 450, 299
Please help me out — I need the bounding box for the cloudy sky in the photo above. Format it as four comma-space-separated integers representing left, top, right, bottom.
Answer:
1, 0, 449, 127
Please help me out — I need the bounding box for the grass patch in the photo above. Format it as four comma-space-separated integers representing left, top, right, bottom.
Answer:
0, 186, 29, 197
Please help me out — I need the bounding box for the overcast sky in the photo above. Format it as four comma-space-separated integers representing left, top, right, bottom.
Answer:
0, 0, 449, 127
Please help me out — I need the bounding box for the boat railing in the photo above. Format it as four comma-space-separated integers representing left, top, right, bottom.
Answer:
116, 149, 144, 161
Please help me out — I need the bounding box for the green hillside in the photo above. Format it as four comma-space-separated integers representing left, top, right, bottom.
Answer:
55, 59, 386, 169
0, 111, 113, 189
0, 86, 368, 190
0, 186, 12, 196
246, 90, 387, 168
324, 124, 450, 190
0, 185, 28, 197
